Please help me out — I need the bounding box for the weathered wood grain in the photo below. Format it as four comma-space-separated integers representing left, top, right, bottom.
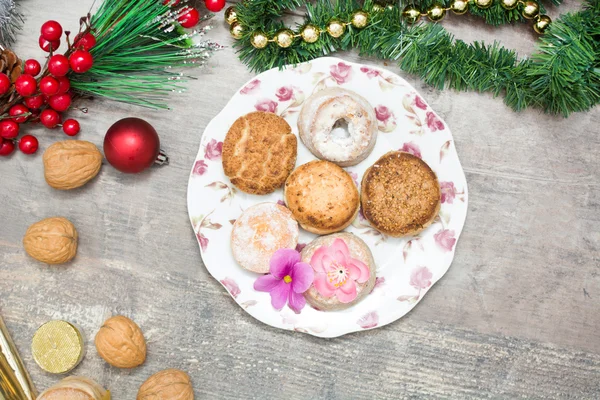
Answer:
0, 0, 598, 398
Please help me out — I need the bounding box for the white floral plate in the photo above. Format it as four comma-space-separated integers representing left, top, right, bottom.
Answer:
187, 57, 468, 338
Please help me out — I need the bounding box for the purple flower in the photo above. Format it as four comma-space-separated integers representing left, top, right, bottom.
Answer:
400, 142, 422, 159
275, 86, 294, 102
414, 96, 427, 110
440, 181, 457, 204
434, 229, 456, 252
240, 79, 261, 95
221, 277, 241, 298
410, 266, 432, 289
426, 111, 445, 132
330, 62, 353, 84
193, 160, 208, 176
255, 98, 278, 113
254, 249, 314, 314
360, 66, 381, 79
204, 139, 223, 161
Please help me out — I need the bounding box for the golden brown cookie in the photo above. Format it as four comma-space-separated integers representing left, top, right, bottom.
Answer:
284, 160, 359, 235
361, 151, 440, 237
222, 111, 297, 195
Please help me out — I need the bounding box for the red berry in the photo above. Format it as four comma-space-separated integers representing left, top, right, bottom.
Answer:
24, 59, 42, 76
24, 94, 45, 110
62, 119, 80, 136
48, 93, 72, 112
0, 73, 10, 95
9, 105, 30, 123
163, 0, 181, 5
39, 76, 60, 96
178, 8, 200, 28
0, 120, 19, 139
204, 0, 226, 12
0, 139, 16, 156
40, 109, 61, 128
56, 76, 71, 94
48, 54, 70, 77
18, 135, 39, 155
41, 20, 63, 41
69, 50, 94, 73
39, 35, 60, 52
15, 74, 37, 97
74, 32, 97, 51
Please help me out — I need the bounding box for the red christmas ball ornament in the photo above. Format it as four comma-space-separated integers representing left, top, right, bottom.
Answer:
24, 94, 45, 110
15, 74, 37, 97
40, 76, 60, 96
56, 76, 71, 94
39, 35, 60, 52
0, 120, 19, 139
24, 59, 42, 76
48, 93, 72, 112
0, 139, 16, 156
40, 109, 61, 129
103, 117, 167, 173
69, 50, 94, 73
9, 104, 29, 123
41, 20, 63, 41
48, 54, 70, 77
18, 135, 39, 155
204, 0, 226, 12
178, 7, 200, 28
62, 119, 80, 136
0, 73, 10, 95
74, 32, 97, 50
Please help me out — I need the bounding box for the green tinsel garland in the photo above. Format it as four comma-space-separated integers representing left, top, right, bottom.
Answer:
234, 0, 600, 117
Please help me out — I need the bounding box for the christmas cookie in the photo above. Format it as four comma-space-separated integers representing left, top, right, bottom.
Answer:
361, 151, 441, 237
231, 203, 299, 274
284, 160, 359, 235
222, 111, 297, 195
298, 88, 377, 167
301, 232, 376, 311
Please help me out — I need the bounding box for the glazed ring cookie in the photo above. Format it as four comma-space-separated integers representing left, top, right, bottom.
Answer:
222, 111, 297, 195
298, 88, 378, 167
284, 160, 359, 235
301, 233, 376, 311
231, 203, 299, 274
361, 151, 441, 237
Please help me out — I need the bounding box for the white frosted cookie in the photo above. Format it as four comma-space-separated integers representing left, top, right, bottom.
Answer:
231, 203, 299, 273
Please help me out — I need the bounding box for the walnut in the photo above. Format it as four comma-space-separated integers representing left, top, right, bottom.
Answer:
137, 369, 194, 400
23, 217, 78, 264
43, 140, 103, 190
37, 376, 109, 400
95, 315, 146, 368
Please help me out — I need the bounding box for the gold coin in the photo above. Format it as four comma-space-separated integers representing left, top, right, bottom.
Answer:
31, 320, 84, 374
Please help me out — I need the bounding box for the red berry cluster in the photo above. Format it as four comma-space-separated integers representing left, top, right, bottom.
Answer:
0, 20, 95, 156
163, 0, 225, 29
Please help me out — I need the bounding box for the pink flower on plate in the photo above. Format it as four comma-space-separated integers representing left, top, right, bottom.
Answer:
440, 181, 458, 204
221, 277, 241, 299
193, 160, 208, 176
255, 98, 278, 113
426, 111, 445, 132
375, 105, 397, 133
360, 66, 381, 79
254, 249, 314, 314
240, 79, 261, 95
330, 62, 353, 84
204, 139, 223, 161
311, 238, 370, 303
400, 142, 422, 159
275, 86, 294, 102
410, 266, 433, 290
434, 229, 457, 252
357, 311, 379, 329
414, 95, 427, 110
196, 232, 208, 251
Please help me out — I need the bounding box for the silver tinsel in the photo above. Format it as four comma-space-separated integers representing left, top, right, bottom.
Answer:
0, 0, 22, 47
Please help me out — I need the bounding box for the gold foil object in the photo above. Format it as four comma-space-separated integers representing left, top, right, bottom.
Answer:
533, 14, 552, 34
326, 20, 346, 38
230, 22, 244, 40
31, 321, 84, 374
402, 6, 421, 23
250, 31, 269, 49
451, 0, 470, 15
351, 11, 369, 29
474, 0, 493, 9
224, 6, 238, 25
301, 25, 320, 43
500, 0, 519, 10
275, 29, 295, 48
427, 4, 447, 21
0, 316, 37, 400
521, 1, 540, 19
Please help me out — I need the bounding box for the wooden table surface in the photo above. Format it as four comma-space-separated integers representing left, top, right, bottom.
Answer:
1, 0, 599, 398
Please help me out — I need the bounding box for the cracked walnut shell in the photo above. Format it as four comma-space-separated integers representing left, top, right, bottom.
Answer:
137, 369, 194, 400
23, 217, 78, 264
43, 140, 103, 190
95, 315, 146, 369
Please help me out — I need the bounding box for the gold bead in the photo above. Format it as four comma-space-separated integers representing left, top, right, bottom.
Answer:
386, 4, 395, 12
474, 0, 493, 9
327, 20, 346, 38
275, 29, 295, 48
451, 0, 470, 14
230, 21, 244, 40
533, 14, 551, 34
427, 4, 446, 22
500, 0, 518, 10
521, 1, 540, 19
402, 5, 422, 24
224, 6, 238, 25
372, 3, 385, 13
301, 24, 320, 43
250, 31, 269, 49
351, 11, 369, 29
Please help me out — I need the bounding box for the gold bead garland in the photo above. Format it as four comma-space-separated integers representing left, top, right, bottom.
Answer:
403, 6, 422, 24
451, 0, 470, 15
224, 6, 238, 25
474, 0, 494, 9
521, 0, 540, 19
500, 0, 519, 10
351, 11, 369, 29
250, 31, 269, 49
301, 24, 321, 43
230, 21, 244, 40
533, 14, 552, 34
274, 29, 295, 48
327, 20, 347, 38
427, 4, 446, 22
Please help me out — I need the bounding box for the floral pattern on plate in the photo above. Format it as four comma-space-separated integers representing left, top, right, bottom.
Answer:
187, 57, 468, 338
